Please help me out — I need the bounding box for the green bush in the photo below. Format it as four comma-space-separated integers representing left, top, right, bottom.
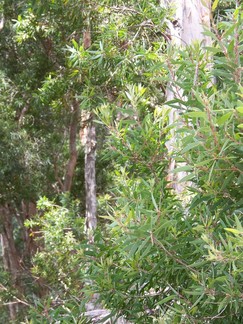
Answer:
85, 4, 243, 323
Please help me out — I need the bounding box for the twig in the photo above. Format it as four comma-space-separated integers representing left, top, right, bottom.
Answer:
0, 284, 30, 307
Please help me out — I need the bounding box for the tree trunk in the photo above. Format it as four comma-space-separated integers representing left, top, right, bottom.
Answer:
80, 111, 97, 242
63, 99, 80, 192
0, 205, 22, 320
161, 0, 211, 194
161, 0, 211, 45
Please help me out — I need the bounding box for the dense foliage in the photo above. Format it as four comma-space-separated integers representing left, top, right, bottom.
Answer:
0, 0, 242, 323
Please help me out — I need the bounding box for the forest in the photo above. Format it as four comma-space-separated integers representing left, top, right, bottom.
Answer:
0, 0, 242, 323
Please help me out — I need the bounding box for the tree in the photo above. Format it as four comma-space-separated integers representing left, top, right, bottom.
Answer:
85, 1, 243, 322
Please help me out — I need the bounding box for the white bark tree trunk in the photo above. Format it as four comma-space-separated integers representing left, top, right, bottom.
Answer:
161, 0, 211, 45
80, 111, 97, 242
161, 0, 211, 194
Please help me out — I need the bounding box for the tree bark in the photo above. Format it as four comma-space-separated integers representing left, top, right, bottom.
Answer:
161, 0, 211, 194
80, 111, 97, 242
162, 0, 211, 46
63, 99, 80, 192
19, 201, 38, 258
0, 205, 22, 320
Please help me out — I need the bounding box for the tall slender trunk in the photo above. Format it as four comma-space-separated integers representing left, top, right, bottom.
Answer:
161, 0, 211, 194
81, 26, 97, 238
63, 99, 80, 192
80, 111, 97, 242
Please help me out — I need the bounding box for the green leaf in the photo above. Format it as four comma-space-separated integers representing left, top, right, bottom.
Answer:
236, 106, 243, 114
190, 292, 205, 309
186, 112, 207, 119
224, 228, 243, 235
224, 25, 236, 38
218, 297, 229, 313
202, 30, 218, 40
195, 159, 213, 167
235, 215, 243, 231
156, 295, 176, 305
151, 192, 158, 210
212, 0, 220, 12
181, 142, 201, 154
171, 165, 193, 173
179, 173, 195, 183
204, 46, 221, 54
184, 288, 204, 296
189, 260, 208, 268
217, 112, 232, 125
136, 236, 150, 255
99, 215, 116, 221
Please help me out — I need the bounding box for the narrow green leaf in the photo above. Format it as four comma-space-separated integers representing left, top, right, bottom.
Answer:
212, 0, 220, 12
224, 228, 243, 235
195, 159, 213, 167
151, 192, 158, 210
128, 242, 140, 257
99, 215, 116, 221
157, 295, 176, 305
179, 173, 195, 183
217, 112, 232, 125
235, 215, 243, 231
171, 165, 193, 173
204, 46, 221, 54
154, 220, 176, 234
140, 244, 152, 259
218, 297, 229, 313
136, 236, 150, 255
202, 30, 218, 40
184, 288, 204, 296
236, 106, 243, 114
189, 260, 208, 268
223, 25, 236, 38
190, 293, 205, 309
186, 112, 207, 119
181, 142, 201, 154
